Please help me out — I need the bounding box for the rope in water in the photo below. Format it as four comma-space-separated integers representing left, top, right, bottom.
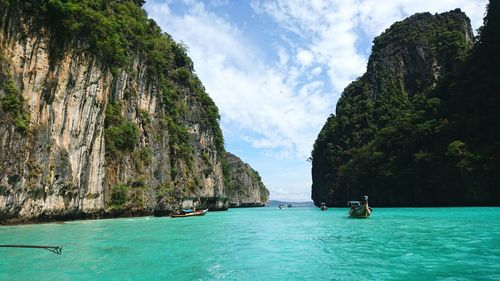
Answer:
0, 244, 62, 255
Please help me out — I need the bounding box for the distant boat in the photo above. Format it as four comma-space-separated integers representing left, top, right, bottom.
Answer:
348, 196, 372, 218
320, 202, 328, 211
170, 209, 208, 218
278, 203, 293, 209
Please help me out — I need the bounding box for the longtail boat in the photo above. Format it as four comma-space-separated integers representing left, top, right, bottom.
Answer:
320, 202, 328, 211
170, 209, 208, 218
347, 196, 372, 218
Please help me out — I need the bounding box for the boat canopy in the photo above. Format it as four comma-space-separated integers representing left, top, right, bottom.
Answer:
182, 209, 194, 213
347, 201, 361, 207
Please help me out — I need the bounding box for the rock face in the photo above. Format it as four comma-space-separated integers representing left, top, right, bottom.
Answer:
311, 10, 479, 206
225, 153, 269, 207
0, 1, 256, 223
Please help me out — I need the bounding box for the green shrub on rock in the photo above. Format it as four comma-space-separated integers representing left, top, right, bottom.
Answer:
110, 184, 128, 209
104, 101, 138, 154
1, 79, 29, 132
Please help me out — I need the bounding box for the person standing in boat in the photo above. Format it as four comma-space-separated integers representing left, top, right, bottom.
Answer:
362, 195, 371, 215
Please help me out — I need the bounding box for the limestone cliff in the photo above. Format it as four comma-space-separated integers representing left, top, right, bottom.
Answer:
225, 153, 269, 207
311, 9, 477, 206
0, 1, 241, 223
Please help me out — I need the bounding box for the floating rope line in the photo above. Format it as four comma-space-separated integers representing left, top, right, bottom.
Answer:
0, 244, 62, 255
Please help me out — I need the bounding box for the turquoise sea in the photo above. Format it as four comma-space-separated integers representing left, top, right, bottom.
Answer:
1, 207, 500, 280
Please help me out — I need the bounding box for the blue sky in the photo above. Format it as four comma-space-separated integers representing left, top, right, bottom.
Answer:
144, 0, 487, 201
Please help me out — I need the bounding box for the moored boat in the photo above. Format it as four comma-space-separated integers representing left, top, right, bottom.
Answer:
170, 209, 208, 218
348, 196, 372, 218
320, 202, 328, 211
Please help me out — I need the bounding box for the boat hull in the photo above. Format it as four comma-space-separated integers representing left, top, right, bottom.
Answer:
170, 209, 208, 218
348, 207, 372, 218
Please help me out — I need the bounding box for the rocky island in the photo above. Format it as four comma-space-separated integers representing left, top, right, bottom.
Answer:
225, 152, 269, 207
0, 0, 268, 224
312, 6, 499, 207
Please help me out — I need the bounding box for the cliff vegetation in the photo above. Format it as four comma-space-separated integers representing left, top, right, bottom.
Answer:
225, 153, 269, 207
312, 4, 499, 206
0, 0, 267, 223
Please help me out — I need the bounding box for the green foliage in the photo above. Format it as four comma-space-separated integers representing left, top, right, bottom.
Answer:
129, 147, 152, 172
173, 67, 191, 84
184, 178, 198, 196
160, 82, 181, 117
250, 169, 262, 183
447, 140, 470, 158
104, 101, 138, 154
155, 181, 175, 201
201, 151, 210, 164
110, 184, 128, 208
2, 80, 22, 112
109, 182, 147, 210
138, 147, 152, 164
171, 42, 193, 69
1, 79, 29, 132
31, 0, 152, 67
196, 86, 224, 153
105, 120, 138, 152
112, 122, 137, 150
104, 100, 122, 127
312, 7, 499, 206
373, 10, 470, 58
131, 0, 144, 7
127, 177, 146, 188
221, 154, 232, 191
140, 110, 151, 125
446, 141, 476, 172
164, 116, 193, 163
6, 0, 225, 157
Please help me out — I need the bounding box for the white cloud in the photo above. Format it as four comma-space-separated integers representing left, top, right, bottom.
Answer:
251, 0, 487, 92
357, 0, 487, 37
144, 0, 487, 201
251, 0, 366, 94
311, 66, 322, 76
296, 49, 314, 66
145, 0, 333, 160
277, 48, 289, 66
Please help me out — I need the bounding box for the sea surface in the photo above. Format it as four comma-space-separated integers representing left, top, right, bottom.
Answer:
1, 207, 500, 280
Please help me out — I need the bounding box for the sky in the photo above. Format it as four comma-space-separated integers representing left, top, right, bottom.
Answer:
144, 0, 488, 202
